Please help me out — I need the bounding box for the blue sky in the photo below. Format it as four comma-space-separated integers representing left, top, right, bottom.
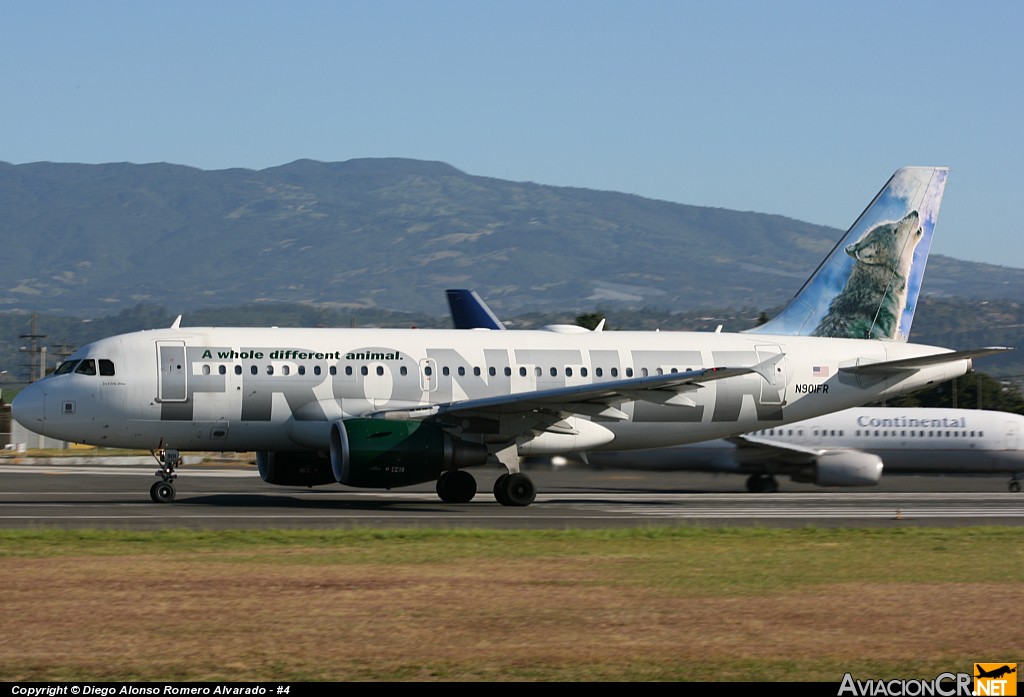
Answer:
3, 1, 1023, 267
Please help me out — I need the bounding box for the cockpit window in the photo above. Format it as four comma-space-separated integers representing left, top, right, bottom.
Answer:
74, 359, 97, 375
99, 359, 115, 376
53, 360, 80, 375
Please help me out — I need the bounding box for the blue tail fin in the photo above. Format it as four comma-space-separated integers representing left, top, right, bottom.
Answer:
747, 167, 948, 341
446, 289, 507, 330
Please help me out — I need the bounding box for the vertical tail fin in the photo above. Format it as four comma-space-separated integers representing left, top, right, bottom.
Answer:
446, 289, 507, 330
747, 167, 948, 341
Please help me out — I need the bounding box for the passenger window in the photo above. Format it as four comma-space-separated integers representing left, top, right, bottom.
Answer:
250, 366, 258, 375
376, 366, 384, 376
234, 365, 242, 375
596, 368, 603, 377
330, 366, 337, 376
218, 365, 226, 375
625, 368, 634, 378
99, 359, 115, 376
202, 365, 211, 376
361, 366, 369, 376
400, 366, 408, 376
458, 367, 466, 376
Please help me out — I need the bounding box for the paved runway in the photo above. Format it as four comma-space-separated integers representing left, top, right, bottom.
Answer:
1, 459, 1022, 529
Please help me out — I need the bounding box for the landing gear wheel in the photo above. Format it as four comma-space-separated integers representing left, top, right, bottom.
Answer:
150, 446, 180, 502
493, 473, 511, 505
150, 480, 176, 503
436, 470, 477, 503
497, 472, 536, 507
1010, 480, 1021, 493
746, 474, 779, 493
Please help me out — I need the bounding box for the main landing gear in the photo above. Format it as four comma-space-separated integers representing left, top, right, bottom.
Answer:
149, 447, 180, 503
436, 470, 477, 503
1010, 476, 1021, 493
746, 474, 780, 493
493, 472, 536, 506
434, 470, 537, 506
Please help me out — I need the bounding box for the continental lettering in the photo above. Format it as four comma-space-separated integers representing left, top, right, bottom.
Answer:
856, 414, 967, 428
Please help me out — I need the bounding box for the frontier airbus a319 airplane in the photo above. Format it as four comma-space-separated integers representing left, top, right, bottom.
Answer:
11, 167, 1008, 505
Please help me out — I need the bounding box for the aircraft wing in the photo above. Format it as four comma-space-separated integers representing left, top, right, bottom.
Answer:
727, 434, 821, 464
840, 346, 1012, 376
373, 353, 785, 425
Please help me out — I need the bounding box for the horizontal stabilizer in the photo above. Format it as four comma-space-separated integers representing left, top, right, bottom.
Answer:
839, 347, 1013, 376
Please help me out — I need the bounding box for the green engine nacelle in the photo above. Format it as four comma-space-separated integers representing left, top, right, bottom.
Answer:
330, 419, 489, 489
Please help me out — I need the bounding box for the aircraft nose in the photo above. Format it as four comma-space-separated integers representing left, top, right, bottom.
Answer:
11, 383, 45, 430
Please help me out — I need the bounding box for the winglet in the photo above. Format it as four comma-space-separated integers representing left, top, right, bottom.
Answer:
170, 315, 182, 330
748, 167, 948, 341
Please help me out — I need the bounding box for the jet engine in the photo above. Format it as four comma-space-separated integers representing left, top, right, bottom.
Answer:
330, 419, 489, 488
256, 451, 336, 487
793, 450, 884, 487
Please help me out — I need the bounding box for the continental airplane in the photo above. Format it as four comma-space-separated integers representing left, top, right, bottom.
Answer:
573, 407, 1024, 492
444, 292, 1024, 493
11, 167, 1008, 506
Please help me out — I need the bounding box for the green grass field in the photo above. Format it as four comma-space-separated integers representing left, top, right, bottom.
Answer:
1, 526, 1020, 681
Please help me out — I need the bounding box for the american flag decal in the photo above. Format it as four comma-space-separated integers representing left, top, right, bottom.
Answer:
812, 365, 829, 378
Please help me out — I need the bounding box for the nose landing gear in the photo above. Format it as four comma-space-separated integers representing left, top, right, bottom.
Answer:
149, 447, 180, 503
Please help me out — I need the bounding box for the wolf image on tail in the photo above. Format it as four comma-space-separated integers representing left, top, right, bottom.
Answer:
812, 210, 923, 339
748, 167, 948, 342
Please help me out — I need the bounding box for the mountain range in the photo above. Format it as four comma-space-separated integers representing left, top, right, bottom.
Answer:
3, 158, 1023, 318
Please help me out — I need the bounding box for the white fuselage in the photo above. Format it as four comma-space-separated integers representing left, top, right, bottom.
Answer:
13, 325, 972, 454
587, 407, 1024, 476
